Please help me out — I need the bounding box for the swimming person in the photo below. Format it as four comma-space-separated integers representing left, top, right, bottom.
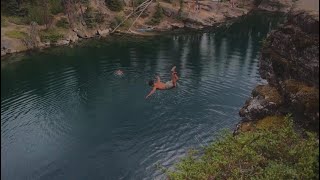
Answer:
115, 69, 124, 76
145, 66, 179, 99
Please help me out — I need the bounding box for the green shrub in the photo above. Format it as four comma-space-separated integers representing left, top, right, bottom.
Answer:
56, 17, 69, 28
27, 6, 47, 25
110, 14, 124, 29
83, 7, 105, 28
50, 0, 64, 15
147, 3, 163, 25
167, 115, 319, 179
39, 28, 64, 43
133, 0, 145, 6
1, 16, 8, 27
105, 0, 124, 11
5, 30, 28, 39
2, 0, 19, 16
6, 16, 30, 25
261, 38, 270, 48
177, 0, 183, 20
95, 11, 105, 23
163, 0, 173, 3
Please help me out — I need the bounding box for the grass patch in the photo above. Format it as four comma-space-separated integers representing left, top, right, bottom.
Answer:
105, 0, 124, 11
56, 17, 69, 29
50, 0, 64, 15
84, 7, 105, 28
1, 16, 9, 27
39, 28, 64, 43
5, 30, 28, 39
6, 16, 30, 25
167, 115, 319, 179
110, 13, 132, 30
147, 3, 164, 25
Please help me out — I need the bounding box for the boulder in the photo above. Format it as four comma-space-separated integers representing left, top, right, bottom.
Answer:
239, 85, 283, 122
97, 29, 110, 37
258, 0, 293, 13
162, 6, 177, 17
171, 23, 184, 29
55, 39, 70, 46
73, 28, 88, 38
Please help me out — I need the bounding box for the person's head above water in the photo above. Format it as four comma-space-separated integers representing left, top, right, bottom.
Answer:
148, 80, 154, 87
115, 70, 123, 75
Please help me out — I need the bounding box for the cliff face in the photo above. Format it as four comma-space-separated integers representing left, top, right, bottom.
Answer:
237, 10, 319, 132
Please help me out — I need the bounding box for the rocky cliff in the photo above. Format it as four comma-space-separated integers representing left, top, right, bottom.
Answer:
236, 9, 319, 133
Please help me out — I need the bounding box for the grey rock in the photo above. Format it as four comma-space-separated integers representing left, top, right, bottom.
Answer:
97, 29, 110, 37
55, 39, 70, 46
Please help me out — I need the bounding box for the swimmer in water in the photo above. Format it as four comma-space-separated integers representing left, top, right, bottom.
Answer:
115, 70, 124, 76
145, 66, 179, 99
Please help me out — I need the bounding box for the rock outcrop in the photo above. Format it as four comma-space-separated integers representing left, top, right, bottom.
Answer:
258, 0, 293, 13
237, 9, 319, 133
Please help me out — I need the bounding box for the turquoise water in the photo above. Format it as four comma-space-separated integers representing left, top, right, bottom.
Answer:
1, 11, 284, 180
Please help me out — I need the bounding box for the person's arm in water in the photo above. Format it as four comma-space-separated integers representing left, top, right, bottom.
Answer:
174, 73, 179, 81
146, 87, 157, 99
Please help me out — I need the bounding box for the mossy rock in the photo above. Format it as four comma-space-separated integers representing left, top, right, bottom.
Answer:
239, 115, 286, 133
253, 85, 283, 104
284, 79, 319, 113
256, 115, 286, 130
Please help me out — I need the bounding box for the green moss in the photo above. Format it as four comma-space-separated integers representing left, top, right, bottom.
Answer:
56, 17, 69, 29
239, 116, 286, 132
284, 80, 319, 112
256, 115, 286, 130
39, 28, 64, 43
5, 30, 28, 39
255, 85, 283, 104
168, 115, 319, 179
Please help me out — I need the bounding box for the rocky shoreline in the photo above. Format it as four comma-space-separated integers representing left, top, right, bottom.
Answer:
1, 0, 295, 58
234, 7, 319, 134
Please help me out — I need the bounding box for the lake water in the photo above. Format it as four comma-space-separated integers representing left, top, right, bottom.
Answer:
1, 11, 284, 180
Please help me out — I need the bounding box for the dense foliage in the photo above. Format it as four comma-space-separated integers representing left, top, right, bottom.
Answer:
1, 0, 63, 25
148, 3, 163, 25
39, 28, 63, 42
83, 6, 104, 28
105, 0, 123, 11
168, 116, 319, 179
56, 17, 69, 28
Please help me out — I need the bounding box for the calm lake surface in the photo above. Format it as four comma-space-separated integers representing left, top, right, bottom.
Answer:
1, 11, 284, 180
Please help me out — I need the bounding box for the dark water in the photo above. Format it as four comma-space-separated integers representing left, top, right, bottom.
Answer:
1, 11, 284, 180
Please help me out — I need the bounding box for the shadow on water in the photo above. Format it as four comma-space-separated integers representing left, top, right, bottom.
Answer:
1, 11, 285, 180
